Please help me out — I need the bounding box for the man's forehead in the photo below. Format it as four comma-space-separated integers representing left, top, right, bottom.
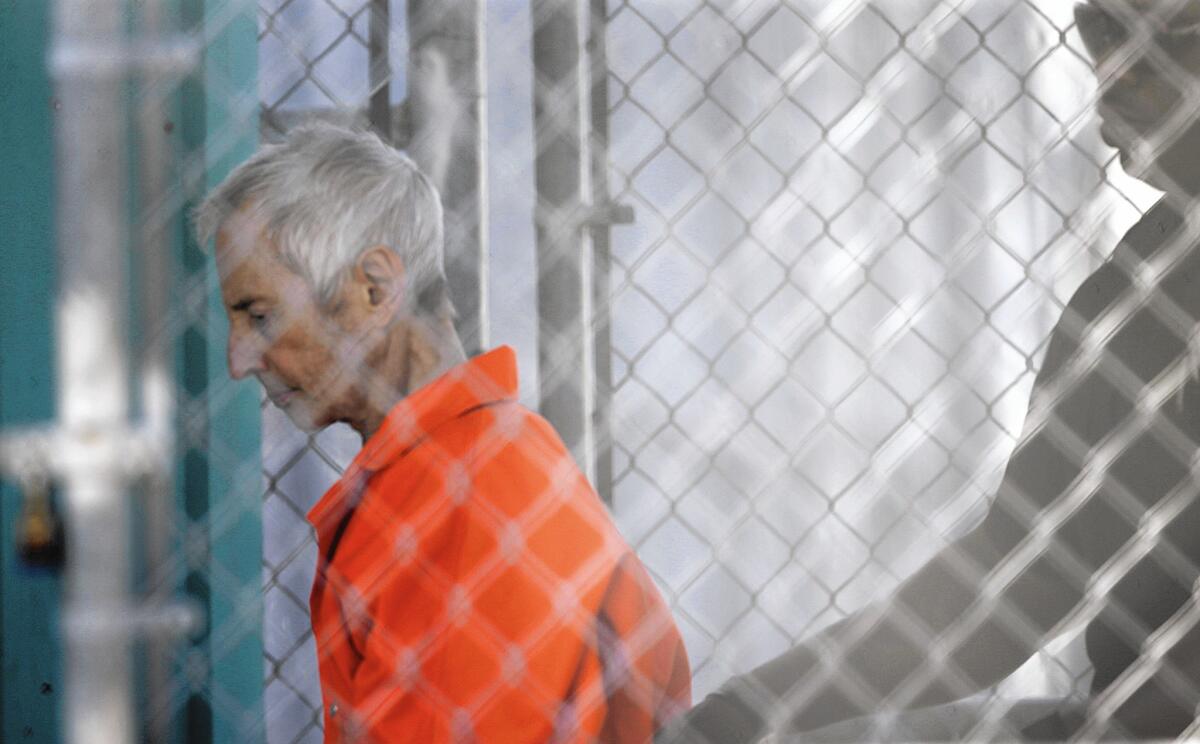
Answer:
215, 204, 269, 260
214, 206, 318, 312
214, 204, 294, 291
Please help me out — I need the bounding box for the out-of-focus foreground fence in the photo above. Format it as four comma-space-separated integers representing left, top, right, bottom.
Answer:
0, 0, 1187, 742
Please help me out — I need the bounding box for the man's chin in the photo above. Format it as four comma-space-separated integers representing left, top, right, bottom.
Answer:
278, 399, 324, 432
1122, 157, 1200, 199
1115, 146, 1170, 190
1112, 133, 1200, 198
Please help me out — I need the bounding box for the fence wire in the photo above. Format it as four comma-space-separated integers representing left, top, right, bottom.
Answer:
601, 0, 1123, 693
249, 0, 1200, 741
8, 0, 1200, 742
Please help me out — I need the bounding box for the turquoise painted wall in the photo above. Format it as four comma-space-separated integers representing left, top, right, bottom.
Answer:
180, 1, 264, 742
0, 2, 64, 742
0, 1, 262, 741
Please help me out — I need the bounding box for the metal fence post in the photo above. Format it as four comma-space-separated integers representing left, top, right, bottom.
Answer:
51, 0, 135, 739
531, 0, 594, 477
587, 0, 615, 503
407, 0, 489, 355
368, 0, 392, 139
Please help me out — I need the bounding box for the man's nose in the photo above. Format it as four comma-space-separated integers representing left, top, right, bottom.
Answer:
227, 328, 266, 380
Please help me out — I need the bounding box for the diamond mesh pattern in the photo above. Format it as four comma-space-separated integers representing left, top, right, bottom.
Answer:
603, 0, 1196, 736
22, 0, 1196, 741
248, 0, 1200, 740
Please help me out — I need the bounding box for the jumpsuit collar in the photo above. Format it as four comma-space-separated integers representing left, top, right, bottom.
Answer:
306, 345, 520, 540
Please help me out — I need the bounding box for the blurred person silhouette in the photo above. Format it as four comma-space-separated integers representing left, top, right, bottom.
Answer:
661, 0, 1200, 741
195, 122, 690, 743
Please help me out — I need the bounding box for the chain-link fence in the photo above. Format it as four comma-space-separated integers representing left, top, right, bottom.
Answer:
597, 2, 1200, 741
600, 0, 1143, 698
256, 4, 387, 740
248, 0, 1195, 741
5, 0, 1200, 741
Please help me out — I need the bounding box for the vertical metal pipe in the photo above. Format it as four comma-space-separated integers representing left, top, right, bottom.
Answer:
531, 0, 593, 474
587, 0, 613, 503
407, 0, 489, 354
368, 0, 392, 140
51, 0, 133, 741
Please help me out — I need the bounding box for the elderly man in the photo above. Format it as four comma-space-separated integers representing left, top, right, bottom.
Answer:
195, 123, 691, 743
663, 1, 1200, 742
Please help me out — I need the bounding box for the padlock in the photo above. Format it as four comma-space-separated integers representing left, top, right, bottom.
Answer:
17, 476, 65, 570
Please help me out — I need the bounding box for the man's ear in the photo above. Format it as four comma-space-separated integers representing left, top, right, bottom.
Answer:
353, 246, 407, 319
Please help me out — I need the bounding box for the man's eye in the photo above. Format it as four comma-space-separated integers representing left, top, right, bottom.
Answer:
249, 312, 271, 330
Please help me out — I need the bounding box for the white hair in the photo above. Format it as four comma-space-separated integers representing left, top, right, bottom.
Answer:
194, 122, 452, 318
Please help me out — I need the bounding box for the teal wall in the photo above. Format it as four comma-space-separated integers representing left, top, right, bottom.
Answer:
0, 2, 64, 742
180, 1, 264, 742
0, 1, 262, 741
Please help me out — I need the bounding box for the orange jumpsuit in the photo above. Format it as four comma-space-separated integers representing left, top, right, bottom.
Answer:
307, 346, 691, 743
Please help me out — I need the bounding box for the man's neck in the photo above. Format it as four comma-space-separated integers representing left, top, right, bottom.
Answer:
356, 318, 466, 440
402, 318, 467, 397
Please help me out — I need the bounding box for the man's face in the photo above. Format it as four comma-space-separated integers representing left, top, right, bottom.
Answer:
215, 209, 368, 431
1078, 0, 1200, 196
